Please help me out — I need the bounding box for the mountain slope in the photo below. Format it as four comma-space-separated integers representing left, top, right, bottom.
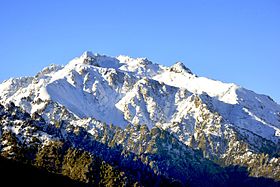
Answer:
0, 156, 88, 187
0, 102, 279, 186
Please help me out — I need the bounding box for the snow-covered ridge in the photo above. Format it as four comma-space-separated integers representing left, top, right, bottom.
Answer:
0, 51, 280, 143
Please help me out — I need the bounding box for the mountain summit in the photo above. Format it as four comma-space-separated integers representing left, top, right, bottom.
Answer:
0, 52, 279, 185
170, 61, 193, 74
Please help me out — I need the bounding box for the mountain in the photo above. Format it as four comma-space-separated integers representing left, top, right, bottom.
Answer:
0, 51, 279, 186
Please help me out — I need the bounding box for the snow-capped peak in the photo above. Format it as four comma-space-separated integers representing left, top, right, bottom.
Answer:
81, 51, 95, 58
67, 52, 121, 69
170, 61, 193, 74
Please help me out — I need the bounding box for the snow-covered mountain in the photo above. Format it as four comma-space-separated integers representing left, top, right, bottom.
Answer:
0, 51, 280, 184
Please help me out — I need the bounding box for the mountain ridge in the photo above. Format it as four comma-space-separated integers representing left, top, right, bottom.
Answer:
1, 52, 279, 139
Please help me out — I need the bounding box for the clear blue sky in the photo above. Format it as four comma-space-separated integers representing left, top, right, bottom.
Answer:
0, 0, 280, 103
